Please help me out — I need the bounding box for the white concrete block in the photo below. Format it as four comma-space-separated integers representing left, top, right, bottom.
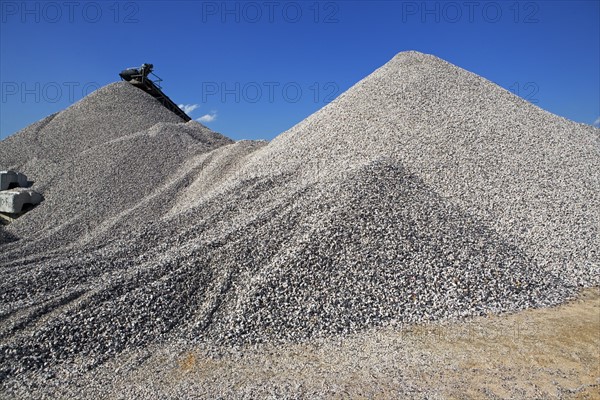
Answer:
1, 171, 17, 191
17, 172, 28, 188
0, 170, 29, 190
0, 189, 43, 214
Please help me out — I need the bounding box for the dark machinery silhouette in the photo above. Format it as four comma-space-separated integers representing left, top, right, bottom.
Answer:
119, 63, 191, 122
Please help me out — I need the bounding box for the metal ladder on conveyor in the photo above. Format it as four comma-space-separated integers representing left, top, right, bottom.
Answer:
119, 63, 192, 122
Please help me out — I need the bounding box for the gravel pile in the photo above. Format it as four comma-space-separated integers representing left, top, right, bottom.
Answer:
0, 82, 234, 256
232, 51, 600, 285
1, 51, 598, 396
0, 82, 185, 166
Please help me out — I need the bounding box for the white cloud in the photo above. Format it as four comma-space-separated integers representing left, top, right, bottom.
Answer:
593, 116, 600, 128
197, 112, 217, 123
178, 104, 199, 114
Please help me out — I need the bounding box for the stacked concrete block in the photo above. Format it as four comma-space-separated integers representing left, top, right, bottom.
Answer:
0, 170, 42, 214
0, 170, 29, 190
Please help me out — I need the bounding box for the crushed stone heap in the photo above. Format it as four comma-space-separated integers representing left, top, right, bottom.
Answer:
1, 51, 598, 392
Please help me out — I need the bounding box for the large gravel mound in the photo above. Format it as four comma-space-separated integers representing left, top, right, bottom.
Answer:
0, 82, 186, 167
0, 82, 234, 253
231, 51, 600, 285
1, 51, 598, 394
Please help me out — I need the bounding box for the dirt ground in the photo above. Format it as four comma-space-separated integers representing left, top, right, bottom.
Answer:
407, 287, 600, 399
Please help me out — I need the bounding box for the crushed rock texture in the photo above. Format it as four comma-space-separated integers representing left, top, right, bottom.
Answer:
0, 51, 598, 397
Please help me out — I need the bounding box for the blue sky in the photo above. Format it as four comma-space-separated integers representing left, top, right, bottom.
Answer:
1, 0, 599, 140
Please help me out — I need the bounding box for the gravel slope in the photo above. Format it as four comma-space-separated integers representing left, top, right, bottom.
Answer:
229, 51, 600, 285
1, 51, 598, 397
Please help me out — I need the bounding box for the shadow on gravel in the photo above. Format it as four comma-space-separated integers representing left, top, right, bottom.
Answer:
0, 227, 19, 245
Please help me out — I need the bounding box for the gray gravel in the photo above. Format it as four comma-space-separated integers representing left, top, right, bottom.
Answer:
0, 51, 598, 397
